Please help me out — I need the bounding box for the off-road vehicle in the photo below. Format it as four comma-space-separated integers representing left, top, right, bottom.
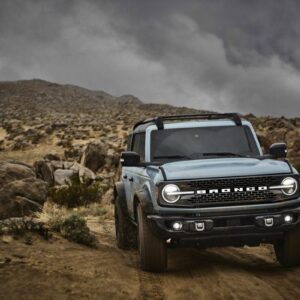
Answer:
114, 113, 300, 272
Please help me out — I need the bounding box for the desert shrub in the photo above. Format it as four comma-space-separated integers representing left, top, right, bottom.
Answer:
49, 178, 101, 208
51, 214, 98, 247
77, 203, 108, 217
0, 217, 49, 239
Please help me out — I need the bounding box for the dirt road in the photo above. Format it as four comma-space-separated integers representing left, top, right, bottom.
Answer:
1, 219, 300, 300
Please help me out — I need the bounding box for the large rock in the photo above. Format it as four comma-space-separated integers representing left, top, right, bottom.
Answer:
0, 195, 42, 219
3, 178, 48, 204
80, 142, 106, 173
34, 159, 96, 186
70, 161, 96, 184
0, 162, 48, 219
34, 160, 54, 186
0, 161, 35, 186
78, 164, 96, 184
54, 169, 76, 185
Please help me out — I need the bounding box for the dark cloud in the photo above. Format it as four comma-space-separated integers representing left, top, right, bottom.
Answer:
0, 0, 300, 116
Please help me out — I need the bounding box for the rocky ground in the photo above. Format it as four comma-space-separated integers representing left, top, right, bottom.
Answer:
2, 225, 300, 300
1, 79, 300, 299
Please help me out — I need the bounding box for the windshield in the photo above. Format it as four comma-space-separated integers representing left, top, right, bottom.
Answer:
151, 125, 260, 162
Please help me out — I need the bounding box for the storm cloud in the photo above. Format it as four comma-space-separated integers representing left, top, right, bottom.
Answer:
1, 0, 300, 116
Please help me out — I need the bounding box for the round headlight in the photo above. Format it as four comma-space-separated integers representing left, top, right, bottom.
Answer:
281, 177, 298, 196
162, 184, 181, 203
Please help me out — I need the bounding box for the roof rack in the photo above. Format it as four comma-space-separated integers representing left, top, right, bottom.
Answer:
133, 113, 242, 130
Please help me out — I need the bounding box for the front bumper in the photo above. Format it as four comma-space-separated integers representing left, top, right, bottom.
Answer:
147, 204, 300, 247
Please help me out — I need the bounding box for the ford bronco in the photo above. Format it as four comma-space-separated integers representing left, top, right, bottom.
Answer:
114, 113, 300, 272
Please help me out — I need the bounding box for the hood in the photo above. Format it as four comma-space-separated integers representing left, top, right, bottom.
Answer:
162, 157, 292, 181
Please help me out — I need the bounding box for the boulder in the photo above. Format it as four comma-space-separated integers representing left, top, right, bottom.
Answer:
78, 164, 96, 184
34, 160, 54, 186
50, 160, 64, 170
0, 195, 42, 219
34, 159, 96, 186
54, 169, 76, 185
3, 178, 48, 204
0, 161, 35, 186
70, 162, 96, 184
105, 154, 119, 170
69, 161, 81, 172
0, 162, 48, 219
63, 161, 76, 169
80, 142, 106, 173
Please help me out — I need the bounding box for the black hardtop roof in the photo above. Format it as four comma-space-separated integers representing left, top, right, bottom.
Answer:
133, 113, 242, 133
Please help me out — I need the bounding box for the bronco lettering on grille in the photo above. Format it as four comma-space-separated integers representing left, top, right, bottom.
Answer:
196, 186, 268, 195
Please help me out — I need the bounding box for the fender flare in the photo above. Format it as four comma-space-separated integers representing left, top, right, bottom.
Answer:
114, 181, 129, 215
114, 181, 125, 202
134, 188, 155, 220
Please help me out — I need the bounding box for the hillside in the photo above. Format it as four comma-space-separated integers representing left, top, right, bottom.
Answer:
0, 79, 299, 169
1, 79, 300, 300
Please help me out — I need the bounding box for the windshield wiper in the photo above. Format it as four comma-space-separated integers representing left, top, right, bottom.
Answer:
202, 152, 245, 157
153, 155, 191, 160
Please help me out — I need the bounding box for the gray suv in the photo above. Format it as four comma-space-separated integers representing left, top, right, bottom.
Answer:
114, 113, 300, 272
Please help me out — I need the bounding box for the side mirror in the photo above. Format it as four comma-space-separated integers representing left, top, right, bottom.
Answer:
269, 143, 287, 158
120, 151, 141, 167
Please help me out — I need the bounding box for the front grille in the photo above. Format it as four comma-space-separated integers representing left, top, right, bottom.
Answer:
158, 175, 299, 207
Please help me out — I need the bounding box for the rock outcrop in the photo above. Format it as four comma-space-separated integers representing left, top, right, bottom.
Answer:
0, 162, 48, 219
35, 159, 96, 186
80, 142, 106, 173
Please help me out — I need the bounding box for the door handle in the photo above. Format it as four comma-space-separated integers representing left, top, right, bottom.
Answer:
129, 177, 134, 182
123, 175, 128, 180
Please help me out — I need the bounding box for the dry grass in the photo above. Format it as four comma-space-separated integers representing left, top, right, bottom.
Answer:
0, 127, 7, 140
36, 201, 111, 247
37, 200, 112, 228
0, 136, 64, 164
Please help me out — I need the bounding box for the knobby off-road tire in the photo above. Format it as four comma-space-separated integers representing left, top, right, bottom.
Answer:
137, 204, 167, 272
114, 195, 137, 249
274, 224, 300, 267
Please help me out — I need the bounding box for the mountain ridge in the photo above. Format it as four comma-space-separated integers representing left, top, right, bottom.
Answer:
0, 79, 299, 172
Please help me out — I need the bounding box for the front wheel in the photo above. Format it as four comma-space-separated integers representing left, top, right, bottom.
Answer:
274, 225, 300, 267
137, 204, 167, 272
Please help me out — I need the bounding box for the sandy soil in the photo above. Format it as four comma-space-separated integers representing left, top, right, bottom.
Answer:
1, 218, 300, 300
0, 127, 7, 140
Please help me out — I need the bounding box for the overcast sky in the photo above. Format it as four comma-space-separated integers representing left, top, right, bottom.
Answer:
1, 0, 300, 116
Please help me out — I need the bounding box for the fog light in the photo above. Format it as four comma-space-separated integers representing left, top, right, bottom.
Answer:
172, 221, 183, 231
284, 215, 293, 224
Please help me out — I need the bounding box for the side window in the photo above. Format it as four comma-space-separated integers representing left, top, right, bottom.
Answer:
132, 133, 145, 162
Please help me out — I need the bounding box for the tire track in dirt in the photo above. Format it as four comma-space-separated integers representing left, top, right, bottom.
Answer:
158, 247, 300, 300
218, 247, 300, 299
89, 217, 300, 300
128, 252, 165, 300
137, 269, 165, 300
96, 218, 165, 299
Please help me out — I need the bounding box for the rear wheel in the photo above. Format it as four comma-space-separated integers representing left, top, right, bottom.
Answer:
274, 225, 300, 267
137, 204, 167, 272
114, 195, 137, 249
